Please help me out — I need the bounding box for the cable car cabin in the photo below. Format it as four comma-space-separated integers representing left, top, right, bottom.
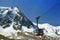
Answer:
35, 16, 44, 36
35, 29, 44, 36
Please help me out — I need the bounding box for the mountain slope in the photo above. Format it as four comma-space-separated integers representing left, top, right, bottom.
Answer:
33, 23, 60, 37
0, 34, 14, 40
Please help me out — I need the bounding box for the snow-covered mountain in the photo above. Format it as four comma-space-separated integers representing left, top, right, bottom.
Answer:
0, 6, 36, 39
0, 7, 60, 39
0, 6, 36, 29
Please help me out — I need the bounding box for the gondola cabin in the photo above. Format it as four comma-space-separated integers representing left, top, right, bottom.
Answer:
35, 28, 44, 36
35, 16, 44, 36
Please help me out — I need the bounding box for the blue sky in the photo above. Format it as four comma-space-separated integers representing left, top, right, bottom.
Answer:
0, 0, 60, 26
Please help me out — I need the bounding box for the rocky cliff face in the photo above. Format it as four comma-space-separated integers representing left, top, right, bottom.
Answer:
0, 7, 35, 30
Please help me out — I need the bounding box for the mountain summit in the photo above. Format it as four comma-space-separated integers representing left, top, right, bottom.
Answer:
0, 7, 36, 30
